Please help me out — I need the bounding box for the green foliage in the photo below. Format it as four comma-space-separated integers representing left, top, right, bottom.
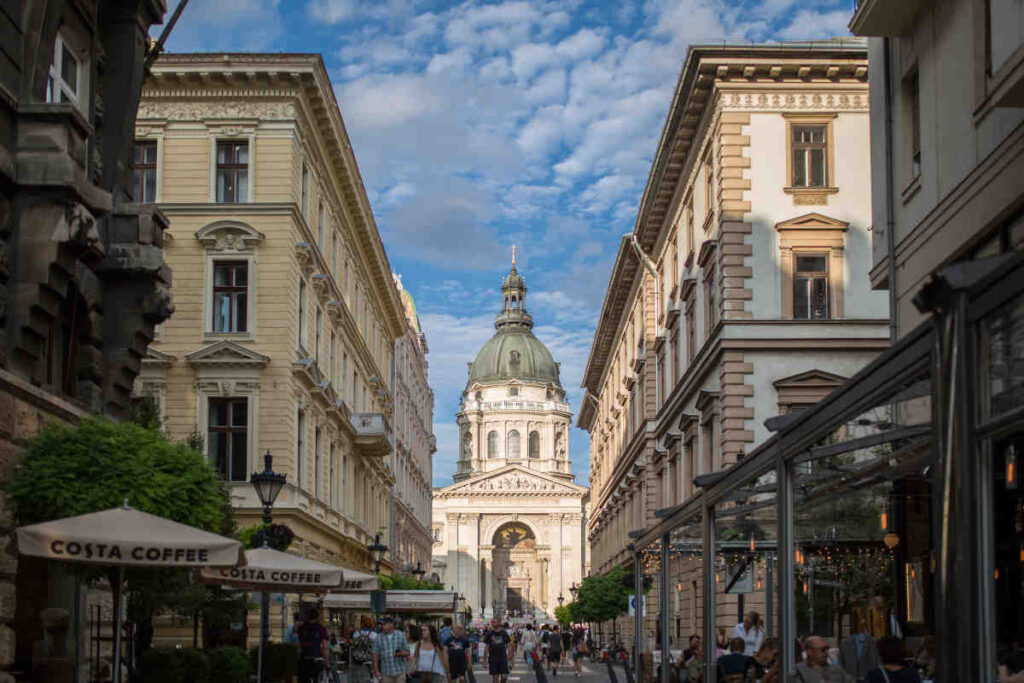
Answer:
250, 643, 300, 681
379, 574, 445, 590
553, 605, 572, 626
6, 417, 225, 530
130, 395, 163, 431
206, 647, 250, 683
569, 566, 629, 623
239, 523, 295, 551
139, 648, 210, 683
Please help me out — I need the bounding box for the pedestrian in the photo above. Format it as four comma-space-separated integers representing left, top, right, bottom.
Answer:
297, 608, 329, 683
410, 625, 450, 683
441, 618, 455, 647
716, 628, 729, 659
548, 625, 563, 677
999, 649, 1024, 683
373, 616, 412, 683
540, 624, 551, 663
750, 637, 779, 682
523, 624, 539, 664
284, 611, 301, 644
864, 636, 920, 683
350, 615, 379, 683
685, 641, 704, 682
446, 624, 473, 683
571, 628, 589, 677
485, 618, 514, 683
789, 636, 854, 683
329, 634, 344, 683
733, 612, 764, 657
716, 637, 750, 683
560, 627, 572, 665
677, 635, 701, 666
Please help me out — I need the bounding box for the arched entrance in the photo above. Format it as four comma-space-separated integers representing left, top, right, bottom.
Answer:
491, 522, 544, 618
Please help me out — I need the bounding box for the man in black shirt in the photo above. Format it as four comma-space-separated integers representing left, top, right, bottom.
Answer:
446, 624, 472, 683
484, 618, 513, 683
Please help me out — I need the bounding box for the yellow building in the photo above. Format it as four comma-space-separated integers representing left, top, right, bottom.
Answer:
134, 53, 405, 593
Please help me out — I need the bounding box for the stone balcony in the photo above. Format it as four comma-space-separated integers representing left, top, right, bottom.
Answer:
350, 412, 392, 457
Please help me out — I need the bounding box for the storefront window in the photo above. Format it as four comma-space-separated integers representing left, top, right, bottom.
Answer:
665, 517, 703, 682
715, 466, 778, 680
790, 388, 934, 680
981, 291, 1024, 662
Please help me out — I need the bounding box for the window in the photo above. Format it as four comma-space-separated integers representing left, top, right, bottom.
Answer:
332, 234, 339, 278
301, 163, 310, 217
329, 331, 336, 385
685, 293, 696, 362
703, 154, 714, 219
329, 442, 337, 507
704, 267, 717, 337
208, 398, 248, 481
529, 431, 540, 458
317, 201, 326, 248
46, 34, 82, 106
298, 278, 306, 351
508, 430, 521, 458
315, 307, 323, 365
133, 141, 157, 203
791, 125, 827, 188
487, 430, 499, 458
685, 198, 695, 263
904, 70, 921, 181
296, 409, 305, 488
212, 262, 248, 332
342, 353, 349, 399
215, 141, 248, 203
793, 254, 830, 320
314, 426, 322, 499
509, 386, 519, 397
702, 417, 716, 474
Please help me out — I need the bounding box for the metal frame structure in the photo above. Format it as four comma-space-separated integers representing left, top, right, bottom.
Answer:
628, 251, 1024, 683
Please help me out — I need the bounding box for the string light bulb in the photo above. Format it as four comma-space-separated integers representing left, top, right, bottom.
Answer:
880, 511, 888, 531
1007, 446, 1017, 490
750, 536, 755, 552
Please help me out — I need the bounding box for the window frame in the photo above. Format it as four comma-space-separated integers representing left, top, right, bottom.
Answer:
211, 260, 250, 334
197, 221, 262, 342
487, 430, 499, 458
783, 113, 838, 202
214, 139, 251, 203
46, 32, 88, 111
792, 253, 831, 320
207, 397, 250, 482
508, 430, 521, 459
528, 430, 540, 458
133, 140, 158, 204
776, 214, 847, 320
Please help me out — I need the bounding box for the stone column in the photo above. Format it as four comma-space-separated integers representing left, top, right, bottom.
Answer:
464, 514, 480, 611
446, 513, 460, 590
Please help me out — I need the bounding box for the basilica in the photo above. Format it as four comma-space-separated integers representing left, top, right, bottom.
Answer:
432, 262, 589, 621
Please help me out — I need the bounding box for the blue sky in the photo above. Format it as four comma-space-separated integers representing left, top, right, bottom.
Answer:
161, 0, 854, 487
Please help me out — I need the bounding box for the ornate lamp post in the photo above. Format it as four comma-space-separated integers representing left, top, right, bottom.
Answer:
250, 451, 286, 683
557, 594, 564, 606
412, 561, 426, 580
368, 534, 389, 574
569, 582, 578, 599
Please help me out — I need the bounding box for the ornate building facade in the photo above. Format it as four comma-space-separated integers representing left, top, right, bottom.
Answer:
135, 54, 405, 584
578, 41, 888, 646
0, 0, 171, 672
433, 264, 588, 620
390, 275, 436, 576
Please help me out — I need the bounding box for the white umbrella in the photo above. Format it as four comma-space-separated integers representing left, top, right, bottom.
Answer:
198, 547, 344, 593
334, 566, 379, 591
16, 505, 245, 683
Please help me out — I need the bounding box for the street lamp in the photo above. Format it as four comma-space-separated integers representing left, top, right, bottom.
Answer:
250, 451, 285, 683
367, 534, 389, 574
569, 582, 578, 599
412, 561, 426, 580
557, 594, 564, 606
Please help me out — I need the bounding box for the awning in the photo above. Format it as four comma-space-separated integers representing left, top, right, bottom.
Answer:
334, 567, 379, 592
16, 506, 245, 567
323, 590, 457, 613
198, 547, 343, 593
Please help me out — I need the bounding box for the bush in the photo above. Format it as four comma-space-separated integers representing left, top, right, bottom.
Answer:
139, 648, 210, 683
207, 646, 250, 683
250, 642, 300, 682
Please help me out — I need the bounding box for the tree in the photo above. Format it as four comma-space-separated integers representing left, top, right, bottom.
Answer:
5, 417, 242, 660
553, 605, 572, 626
569, 566, 629, 624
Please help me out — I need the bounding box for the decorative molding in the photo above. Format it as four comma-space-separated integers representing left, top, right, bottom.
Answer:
721, 91, 868, 112
195, 220, 265, 252
186, 340, 270, 368
136, 100, 296, 122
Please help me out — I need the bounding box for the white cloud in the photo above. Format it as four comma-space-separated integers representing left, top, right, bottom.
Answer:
307, 0, 356, 24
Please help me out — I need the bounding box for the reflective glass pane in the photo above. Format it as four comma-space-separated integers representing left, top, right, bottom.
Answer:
209, 399, 228, 426
796, 256, 826, 273
810, 148, 826, 187
208, 431, 226, 477
143, 169, 156, 203
231, 399, 247, 426
811, 278, 829, 319
667, 519, 704, 681
213, 293, 231, 332
233, 264, 248, 286
793, 150, 807, 187
794, 278, 810, 319
61, 45, 78, 93
235, 292, 248, 332
236, 170, 248, 202
983, 291, 1024, 418
236, 143, 248, 163
230, 431, 247, 481
217, 144, 230, 164
216, 171, 231, 202
992, 432, 1024, 659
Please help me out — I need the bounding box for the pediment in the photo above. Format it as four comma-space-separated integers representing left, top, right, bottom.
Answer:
774, 212, 849, 231
195, 220, 264, 252
436, 465, 586, 498
142, 347, 176, 368
187, 340, 270, 368
773, 369, 847, 389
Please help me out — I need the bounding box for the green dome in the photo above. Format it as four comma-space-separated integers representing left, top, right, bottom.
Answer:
467, 328, 561, 388
466, 262, 561, 389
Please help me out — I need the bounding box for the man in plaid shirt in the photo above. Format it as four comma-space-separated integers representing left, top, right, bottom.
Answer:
373, 616, 411, 683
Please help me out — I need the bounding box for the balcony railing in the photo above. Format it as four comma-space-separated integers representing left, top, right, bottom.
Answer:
463, 400, 569, 412
350, 412, 392, 457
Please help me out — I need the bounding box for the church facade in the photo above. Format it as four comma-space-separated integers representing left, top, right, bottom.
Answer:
432, 264, 588, 620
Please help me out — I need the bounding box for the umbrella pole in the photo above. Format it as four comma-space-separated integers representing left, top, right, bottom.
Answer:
113, 566, 124, 683
258, 590, 268, 683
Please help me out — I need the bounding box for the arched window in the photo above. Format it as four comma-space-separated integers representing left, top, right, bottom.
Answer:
487, 431, 498, 458
508, 430, 521, 458
528, 431, 540, 458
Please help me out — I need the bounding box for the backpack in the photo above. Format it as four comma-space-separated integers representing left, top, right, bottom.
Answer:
351, 628, 374, 664
297, 622, 323, 661
541, 631, 550, 645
